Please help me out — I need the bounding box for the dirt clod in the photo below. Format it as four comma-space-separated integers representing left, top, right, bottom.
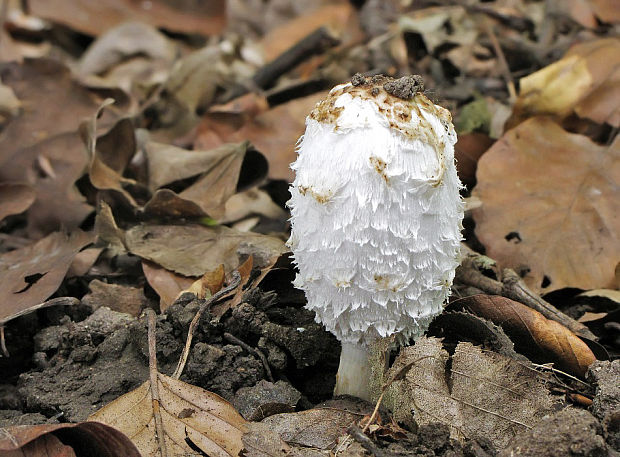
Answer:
384, 75, 425, 100
18, 308, 146, 422
183, 342, 264, 401
233, 380, 302, 421
499, 408, 608, 457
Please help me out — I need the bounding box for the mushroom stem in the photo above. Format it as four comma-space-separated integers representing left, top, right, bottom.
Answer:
334, 342, 372, 401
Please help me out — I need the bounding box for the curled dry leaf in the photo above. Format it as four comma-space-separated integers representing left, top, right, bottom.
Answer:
0, 421, 141, 457
473, 117, 619, 293
455, 295, 596, 377
89, 374, 246, 457
0, 230, 93, 324
184, 264, 226, 300
83, 110, 139, 207
149, 45, 227, 139
78, 22, 177, 76
144, 141, 255, 220
0, 183, 36, 222
383, 337, 561, 449
512, 37, 620, 127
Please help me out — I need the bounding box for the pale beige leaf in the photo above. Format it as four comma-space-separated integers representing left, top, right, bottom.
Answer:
514, 38, 620, 127
89, 374, 246, 457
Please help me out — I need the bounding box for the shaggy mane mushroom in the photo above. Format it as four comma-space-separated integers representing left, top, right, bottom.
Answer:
287, 74, 464, 400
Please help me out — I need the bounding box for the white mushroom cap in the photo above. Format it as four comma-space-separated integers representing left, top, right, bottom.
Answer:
287, 75, 464, 347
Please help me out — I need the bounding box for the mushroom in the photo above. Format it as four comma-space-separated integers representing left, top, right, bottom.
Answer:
287, 74, 464, 400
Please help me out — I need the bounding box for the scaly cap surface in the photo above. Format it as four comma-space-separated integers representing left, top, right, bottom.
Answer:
288, 74, 464, 346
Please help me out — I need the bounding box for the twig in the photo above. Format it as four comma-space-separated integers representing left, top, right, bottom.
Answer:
362, 391, 385, 434
0, 326, 8, 357
456, 245, 596, 340
146, 308, 168, 457
482, 19, 517, 102
223, 332, 274, 382
172, 271, 241, 379
221, 26, 340, 103
347, 424, 386, 457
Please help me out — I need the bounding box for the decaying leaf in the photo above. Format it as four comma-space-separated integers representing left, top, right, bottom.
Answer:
383, 337, 561, 449
513, 38, 620, 127
473, 117, 619, 293
245, 407, 362, 452
0, 183, 36, 222
89, 373, 246, 457
196, 92, 327, 181
0, 421, 141, 457
0, 230, 93, 324
124, 224, 287, 277
455, 295, 596, 377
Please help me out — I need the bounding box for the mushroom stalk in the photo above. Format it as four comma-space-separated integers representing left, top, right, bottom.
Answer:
334, 343, 372, 400
288, 74, 463, 401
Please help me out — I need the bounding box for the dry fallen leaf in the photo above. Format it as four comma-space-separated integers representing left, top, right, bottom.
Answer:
259, 4, 356, 62
473, 117, 619, 293
512, 38, 620, 127
0, 183, 36, 222
83, 280, 146, 317
78, 22, 177, 77
0, 59, 105, 235
455, 294, 596, 377
383, 337, 561, 449
145, 141, 254, 220
196, 91, 327, 181
89, 373, 246, 457
184, 264, 226, 300
84, 112, 139, 207
454, 132, 494, 189
142, 260, 197, 312
0, 230, 93, 325
124, 224, 287, 277
0, 421, 141, 457
243, 406, 361, 453
29, 0, 226, 37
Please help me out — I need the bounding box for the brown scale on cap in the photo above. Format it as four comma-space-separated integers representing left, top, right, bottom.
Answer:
309, 74, 453, 151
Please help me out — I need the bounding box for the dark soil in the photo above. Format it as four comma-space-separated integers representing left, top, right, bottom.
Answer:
1, 284, 618, 456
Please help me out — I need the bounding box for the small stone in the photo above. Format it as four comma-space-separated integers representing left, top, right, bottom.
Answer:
233, 380, 302, 421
